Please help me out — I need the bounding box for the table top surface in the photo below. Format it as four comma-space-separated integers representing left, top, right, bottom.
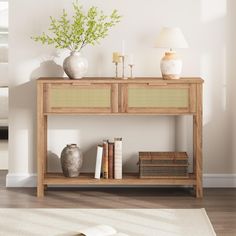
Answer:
37, 77, 204, 84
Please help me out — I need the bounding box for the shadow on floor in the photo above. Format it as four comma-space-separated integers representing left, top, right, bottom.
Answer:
0, 170, 7, 187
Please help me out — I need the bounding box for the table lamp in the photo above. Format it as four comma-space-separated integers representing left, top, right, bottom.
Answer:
155, 27, 189, 79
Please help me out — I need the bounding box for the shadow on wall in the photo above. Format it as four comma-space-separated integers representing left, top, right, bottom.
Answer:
80, 143, 97, 172
30, 60, 64, 80
47, 144, 97, 173
27, 58, 64, 172
9, 80, 37, 173
47, 151, 61, 173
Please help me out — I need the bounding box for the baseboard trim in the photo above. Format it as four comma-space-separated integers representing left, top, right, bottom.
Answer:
203, 174, 236, 188
6, 173, 37, 187
5, 173, 236, 188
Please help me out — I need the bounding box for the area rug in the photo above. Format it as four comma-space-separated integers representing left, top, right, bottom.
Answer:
0, 208, 216, 236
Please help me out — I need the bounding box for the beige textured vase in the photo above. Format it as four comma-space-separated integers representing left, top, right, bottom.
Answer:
63, 51, 88, 79
160, 52, 182, 80
60, 144, 83, 177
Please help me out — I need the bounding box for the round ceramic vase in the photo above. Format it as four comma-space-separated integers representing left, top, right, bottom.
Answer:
60, 144, 83, 177
160, 52, 182, 80
63, 51, 88, 79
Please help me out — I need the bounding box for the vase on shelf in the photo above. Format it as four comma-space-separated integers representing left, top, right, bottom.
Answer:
63, 51, 88, 79
60, 144, 83, 177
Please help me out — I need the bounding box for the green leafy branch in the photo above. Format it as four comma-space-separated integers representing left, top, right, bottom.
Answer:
32, 1, 121, 52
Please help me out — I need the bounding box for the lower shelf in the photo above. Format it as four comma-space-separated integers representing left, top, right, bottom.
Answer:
44, 173, 196, 186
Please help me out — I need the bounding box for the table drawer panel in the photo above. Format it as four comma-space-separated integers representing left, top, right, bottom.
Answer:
128, 87, 189, 108
46, 84, 111, 112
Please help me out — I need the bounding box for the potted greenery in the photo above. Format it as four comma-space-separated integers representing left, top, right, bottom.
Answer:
32, 1, 121, 79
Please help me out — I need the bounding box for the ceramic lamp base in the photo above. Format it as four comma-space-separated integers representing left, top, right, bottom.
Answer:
162, 74, 181, 80
160, 52, 182, 80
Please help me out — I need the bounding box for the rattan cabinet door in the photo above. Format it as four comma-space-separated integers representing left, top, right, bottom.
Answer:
45, 83, 112, 113
125, 84, 194, 114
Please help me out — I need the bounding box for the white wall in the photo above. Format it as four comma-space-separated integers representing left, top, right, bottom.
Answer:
7, 0, 236, 186
0, 0, 9, 81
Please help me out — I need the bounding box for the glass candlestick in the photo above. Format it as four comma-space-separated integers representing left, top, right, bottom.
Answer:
129, 64, 134, 78
120, 55, 127, 79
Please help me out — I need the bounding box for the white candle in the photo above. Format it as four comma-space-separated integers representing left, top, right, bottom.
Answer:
121, 40, 125, 56
129, 54, 134, 65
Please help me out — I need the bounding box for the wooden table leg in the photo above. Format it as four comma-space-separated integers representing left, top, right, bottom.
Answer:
37, 83, 47, 197
193, 84, 203, 198
37, 183, 44, 197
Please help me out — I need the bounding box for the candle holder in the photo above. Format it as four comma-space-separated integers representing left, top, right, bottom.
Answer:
112, 52, 121, 78
113, 62, 119, 78
128, 64, 134, 78
120, 55, 127, 79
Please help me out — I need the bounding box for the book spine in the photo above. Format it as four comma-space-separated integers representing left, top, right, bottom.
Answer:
102, 140, 109, 179
94, 145, 103, 179
114, 138, 122, 179
108, 142, 114, 179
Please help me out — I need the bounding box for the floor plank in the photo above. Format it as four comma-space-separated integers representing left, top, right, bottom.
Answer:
0, 171, 235, 236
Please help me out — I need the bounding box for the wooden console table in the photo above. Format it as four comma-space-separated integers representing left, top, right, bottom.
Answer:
37, 77, 203, 197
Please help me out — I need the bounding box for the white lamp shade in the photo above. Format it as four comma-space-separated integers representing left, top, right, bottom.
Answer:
155, 27, 189, 49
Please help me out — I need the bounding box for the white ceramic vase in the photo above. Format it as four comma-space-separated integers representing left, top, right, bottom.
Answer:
63, 51, 88, 79
160, 52, 182, 80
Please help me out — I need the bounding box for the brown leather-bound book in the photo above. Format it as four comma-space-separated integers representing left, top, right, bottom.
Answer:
108, 142, 114, 179
102, 140, 109, 179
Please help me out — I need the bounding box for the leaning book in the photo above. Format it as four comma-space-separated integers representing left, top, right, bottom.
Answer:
78, 224, 129, 236
94, 145, 103, 179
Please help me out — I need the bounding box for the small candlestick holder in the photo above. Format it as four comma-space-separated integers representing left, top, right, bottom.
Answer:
129, 64, 134, 78
112, 52, 121, 78
113, 62, 119, 78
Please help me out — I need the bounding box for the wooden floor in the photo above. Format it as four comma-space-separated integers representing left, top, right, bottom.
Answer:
0, 171, 235, 236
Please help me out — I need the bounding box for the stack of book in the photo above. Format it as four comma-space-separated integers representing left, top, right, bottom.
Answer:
138, 151, 189, 178
94, 138, 122, 180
